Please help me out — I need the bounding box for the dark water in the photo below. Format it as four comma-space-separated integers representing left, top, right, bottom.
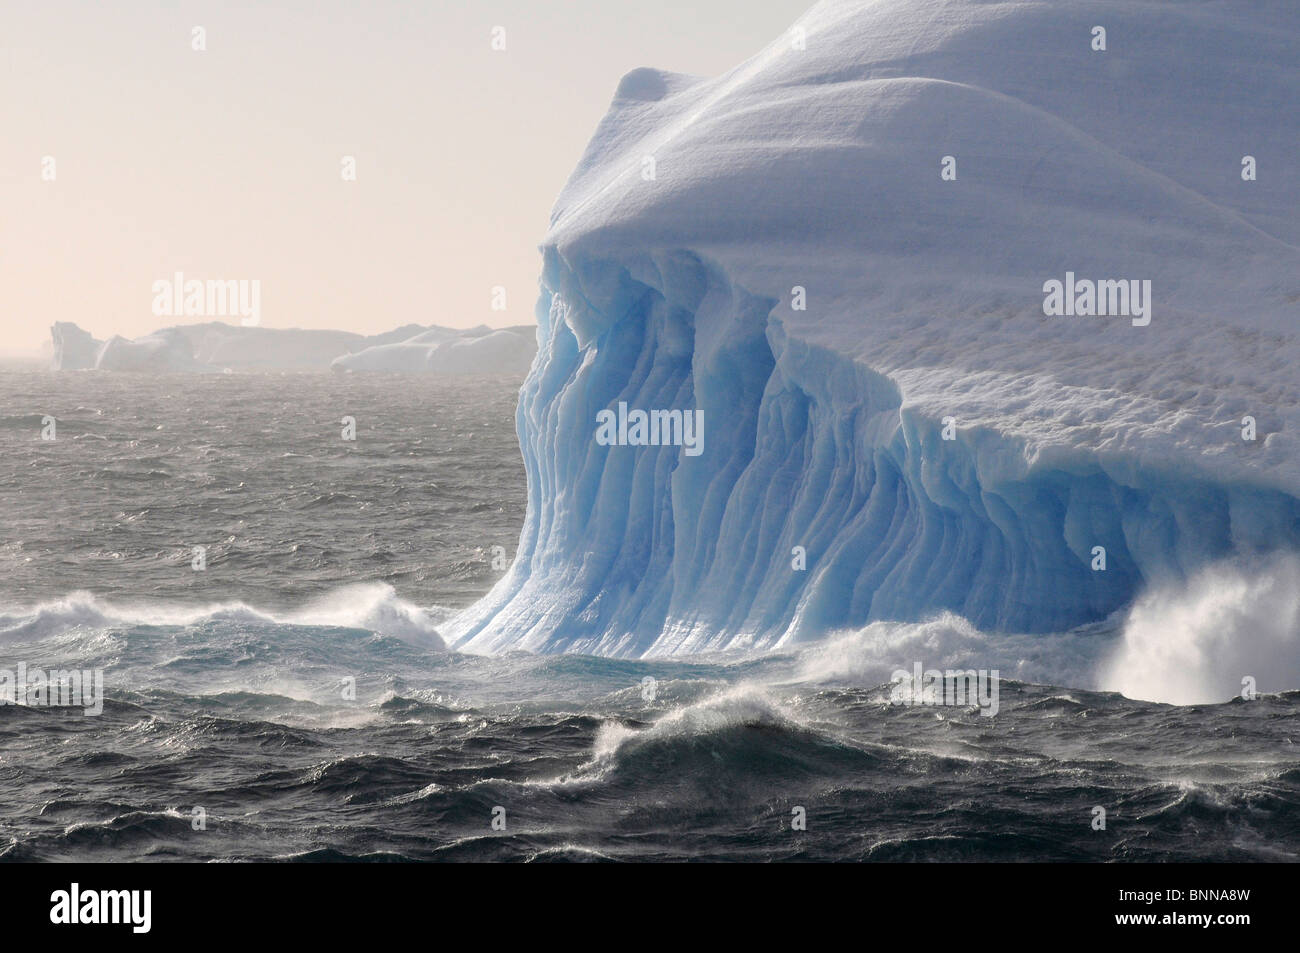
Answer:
0, 369, 524, 610
1, 369, 1298, 862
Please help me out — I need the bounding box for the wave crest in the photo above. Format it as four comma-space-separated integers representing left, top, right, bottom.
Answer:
0, 584, 447, 650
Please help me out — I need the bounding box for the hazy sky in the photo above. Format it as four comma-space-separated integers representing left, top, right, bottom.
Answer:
1, 0, 807, 353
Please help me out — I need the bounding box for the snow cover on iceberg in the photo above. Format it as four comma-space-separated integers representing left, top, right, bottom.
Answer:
447, 0, 1300, 656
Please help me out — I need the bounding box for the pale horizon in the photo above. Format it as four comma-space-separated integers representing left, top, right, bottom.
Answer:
1, 0, 806, 355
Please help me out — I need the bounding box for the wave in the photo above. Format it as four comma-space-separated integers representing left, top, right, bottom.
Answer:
782, 612, 1113, 692
0, 583, 449, 650
4, 559, 1297, 709
563, 685, 881, 792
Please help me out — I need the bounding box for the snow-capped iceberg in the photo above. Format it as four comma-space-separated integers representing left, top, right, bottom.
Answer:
447, 0, 1300, 656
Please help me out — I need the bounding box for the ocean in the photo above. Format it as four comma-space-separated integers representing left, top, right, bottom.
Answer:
1, 368, 1297, 862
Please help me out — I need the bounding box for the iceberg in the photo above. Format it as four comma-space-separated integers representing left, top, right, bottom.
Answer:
446, 0, 1300, 656
330, 325, 538, 375
50, 322, 104, 371
93, 328, 208, 372
48, 321, 533, 373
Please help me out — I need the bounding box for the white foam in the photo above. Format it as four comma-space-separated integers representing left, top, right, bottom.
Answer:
788, 613, 1108, 692
0, 583, 448, 651
1098, 553, 1300, 704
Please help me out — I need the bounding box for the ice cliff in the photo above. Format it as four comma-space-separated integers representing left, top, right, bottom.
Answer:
447, 0, 1300, 656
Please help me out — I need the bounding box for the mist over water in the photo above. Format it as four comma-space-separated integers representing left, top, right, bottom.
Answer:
1, 370, 1297, 862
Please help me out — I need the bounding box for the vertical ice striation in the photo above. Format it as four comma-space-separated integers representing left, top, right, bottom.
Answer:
447, 0, 1300, 656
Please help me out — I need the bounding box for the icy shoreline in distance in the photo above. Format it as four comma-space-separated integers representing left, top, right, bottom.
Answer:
446, 0, 1300, 656
49, 320, 537, 374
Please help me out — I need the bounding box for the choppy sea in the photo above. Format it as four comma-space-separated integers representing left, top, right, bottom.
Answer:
1, 368, 1297, 862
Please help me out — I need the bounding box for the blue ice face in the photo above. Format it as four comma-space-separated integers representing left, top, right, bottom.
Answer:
445, 250, 1300, 657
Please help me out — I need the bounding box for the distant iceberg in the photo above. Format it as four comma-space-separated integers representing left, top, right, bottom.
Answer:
447, 0, 1300, 656
330, 325, 538, 376
50, 320, 536, 374
93, 328, 208, 372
